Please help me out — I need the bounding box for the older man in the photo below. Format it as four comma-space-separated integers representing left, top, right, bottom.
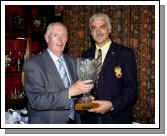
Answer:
23, 22, 94, 124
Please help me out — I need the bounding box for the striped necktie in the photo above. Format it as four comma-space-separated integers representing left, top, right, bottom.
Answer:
58, 58, 70, 88
95, 49, 102, 85
58, 58, 75, 120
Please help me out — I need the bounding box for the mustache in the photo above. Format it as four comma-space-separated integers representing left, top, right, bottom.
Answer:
56, 44, 64, 47
95, 34, 104, 37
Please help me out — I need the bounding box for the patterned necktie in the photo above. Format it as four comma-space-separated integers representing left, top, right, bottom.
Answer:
58, 58, 75, 120
58, 58, 70, 88
95, 49, 102, 85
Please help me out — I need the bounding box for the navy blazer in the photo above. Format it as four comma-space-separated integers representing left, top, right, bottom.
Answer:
81, 41, 138, 124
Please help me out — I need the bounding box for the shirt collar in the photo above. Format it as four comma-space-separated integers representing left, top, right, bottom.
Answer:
95, 39, 112, 52
47, 48, 63, 62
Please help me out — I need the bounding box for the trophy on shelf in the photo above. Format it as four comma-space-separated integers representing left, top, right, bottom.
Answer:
5, 54, 12, 69
74, 58, 99, 110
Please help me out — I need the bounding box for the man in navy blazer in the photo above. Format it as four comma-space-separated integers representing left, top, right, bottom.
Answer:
81, 13, 138, 124
23, 22, 94, 124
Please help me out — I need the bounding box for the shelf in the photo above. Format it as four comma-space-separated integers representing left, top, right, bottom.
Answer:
5, 97, 27, 111
6, 32, 27, 39
5, 5, 56, 110
6, 71, 22, 74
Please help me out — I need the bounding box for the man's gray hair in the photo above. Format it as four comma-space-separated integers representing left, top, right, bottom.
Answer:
89, 13, 112, 30
46, 22, 68, 35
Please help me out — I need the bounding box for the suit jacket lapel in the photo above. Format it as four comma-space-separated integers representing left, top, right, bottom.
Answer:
42, 51, 64, 88
82, 44, 117, 75
63, 55, 76, 85
82, 47, 96, 59
89, 48, 96, 58
100, 42, 117, 74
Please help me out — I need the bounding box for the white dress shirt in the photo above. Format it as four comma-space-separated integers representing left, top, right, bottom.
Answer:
95, 39, 112, 64
47, 48, 72, 86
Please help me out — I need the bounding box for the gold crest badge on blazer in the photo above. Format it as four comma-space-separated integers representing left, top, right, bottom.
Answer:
114, 66, 122, 78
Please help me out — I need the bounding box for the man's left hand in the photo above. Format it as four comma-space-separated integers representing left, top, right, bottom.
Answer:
88, 100, 113, 114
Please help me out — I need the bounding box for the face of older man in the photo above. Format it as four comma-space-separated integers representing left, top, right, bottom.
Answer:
90, 17, 111, 47
45, 24, 68, 56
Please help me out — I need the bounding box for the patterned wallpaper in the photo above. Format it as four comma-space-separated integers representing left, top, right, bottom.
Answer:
55, 5, 155, 123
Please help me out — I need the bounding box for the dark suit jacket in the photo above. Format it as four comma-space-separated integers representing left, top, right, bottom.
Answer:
81, 41, 138, 124
23, 50, 79, 124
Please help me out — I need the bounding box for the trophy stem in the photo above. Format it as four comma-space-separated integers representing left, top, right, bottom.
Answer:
75, 94, 99, 110
82, 93, 92, 103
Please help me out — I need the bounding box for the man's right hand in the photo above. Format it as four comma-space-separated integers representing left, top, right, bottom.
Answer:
69, 80, 94, 97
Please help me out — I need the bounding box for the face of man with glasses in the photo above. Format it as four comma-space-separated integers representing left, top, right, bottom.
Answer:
45, 23, 68, 56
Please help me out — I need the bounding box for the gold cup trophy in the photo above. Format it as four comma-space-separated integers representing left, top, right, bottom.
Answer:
75, 58, 99, 110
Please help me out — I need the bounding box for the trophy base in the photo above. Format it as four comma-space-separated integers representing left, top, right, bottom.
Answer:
75, 102, 99, 110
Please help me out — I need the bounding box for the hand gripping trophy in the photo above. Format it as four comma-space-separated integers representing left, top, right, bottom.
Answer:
75, 58, 99, 110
